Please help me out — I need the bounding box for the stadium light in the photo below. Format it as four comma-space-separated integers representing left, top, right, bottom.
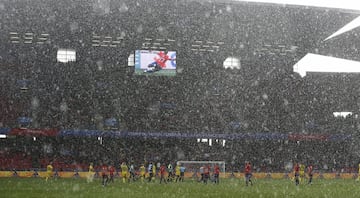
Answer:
141, 38, 175, 50
293, 53, 360, 77
190, 40, 224, 53
223, 57, 241, 69
24, 32, 33, 44
57, 49, 76, 63
10, 32, 20, 43
92, 34, 124, 47
333, 112, 352, 118
0, 134, 6, 139
128, 53, 135, 67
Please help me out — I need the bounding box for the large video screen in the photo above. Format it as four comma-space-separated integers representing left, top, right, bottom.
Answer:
134, 50, 176, 76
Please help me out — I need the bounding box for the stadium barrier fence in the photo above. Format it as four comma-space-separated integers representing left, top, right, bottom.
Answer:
0, 171, 358, 179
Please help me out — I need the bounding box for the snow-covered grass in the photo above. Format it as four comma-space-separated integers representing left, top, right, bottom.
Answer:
0, 177, 359, 198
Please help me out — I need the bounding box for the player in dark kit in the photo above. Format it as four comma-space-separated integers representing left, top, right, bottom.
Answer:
294, 163, 300, 186
245, 161, 253, 186
167, 163, 174, 182
307, 164, 313, 185
148, 162, 154, 182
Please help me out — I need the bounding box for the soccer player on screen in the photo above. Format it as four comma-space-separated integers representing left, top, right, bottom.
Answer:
245, 161, 253, 186
144, 51, 174, 73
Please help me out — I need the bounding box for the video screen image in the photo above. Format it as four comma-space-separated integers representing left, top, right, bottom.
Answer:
134, 50, 176, 76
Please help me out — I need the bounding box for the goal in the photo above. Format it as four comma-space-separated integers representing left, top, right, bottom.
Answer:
176, 161, 226, 178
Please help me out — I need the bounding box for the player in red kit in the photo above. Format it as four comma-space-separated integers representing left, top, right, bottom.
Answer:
213, 165, 220, 184
101, 163, 109, 186
108, 164, 115, 183
294, 163, 300, 186
159, 163, 167, 184
154, 51, 171, 68
307, 164, 313, 185
203, 165, 210, 184
245, 161, 253, 186
145, 51, 174, 73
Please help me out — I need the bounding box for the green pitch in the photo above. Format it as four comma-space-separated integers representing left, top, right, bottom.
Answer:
1, 178, 360, 198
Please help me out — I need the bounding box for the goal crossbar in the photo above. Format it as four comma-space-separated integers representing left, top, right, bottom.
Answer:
177, 161, 225, 164
176, 161, 226, 173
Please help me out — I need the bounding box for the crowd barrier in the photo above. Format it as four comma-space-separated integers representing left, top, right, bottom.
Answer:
0, 171, 357, 179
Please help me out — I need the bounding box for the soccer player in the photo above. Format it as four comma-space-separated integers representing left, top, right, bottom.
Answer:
199, 165, 204, 183
203, 164, 210, 184
175, 164, 181, 182
108, 164, 115, 183
213, 164, 220, 184
357, 163, 360, 181
101, 163, 109, 186
120, 162, 129, 183
299, 163, 305, 183
307, 164, 313, 185
152, 163, 157, 182
159, 163, 167, 184
179, 164, 186, 182
144, 51, 173, 73
87, 162, 95, 183
148, 162, 154, 182
45, 162, 53, 182
294, 162, 300, 186
139, 164, 146, 182
129, 162, 136, 182
167, 162, 174, 182
245, 161, 253, 186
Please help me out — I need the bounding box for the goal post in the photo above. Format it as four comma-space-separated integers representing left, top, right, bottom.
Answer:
176, 161, 226, 178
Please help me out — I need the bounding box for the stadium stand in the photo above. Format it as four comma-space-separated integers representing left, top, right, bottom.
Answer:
0, 0, 359, 175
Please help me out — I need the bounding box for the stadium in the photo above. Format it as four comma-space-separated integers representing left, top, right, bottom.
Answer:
1, 0, 360, 197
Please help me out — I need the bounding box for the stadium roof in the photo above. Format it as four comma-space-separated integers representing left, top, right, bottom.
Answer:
237, 0, 360, 11
1, 0, 359, 67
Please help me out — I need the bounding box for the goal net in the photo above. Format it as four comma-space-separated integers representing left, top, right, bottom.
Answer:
176, 161, 226, 178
